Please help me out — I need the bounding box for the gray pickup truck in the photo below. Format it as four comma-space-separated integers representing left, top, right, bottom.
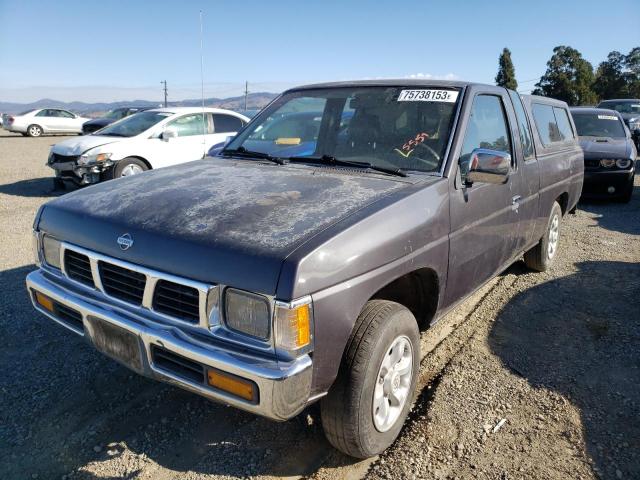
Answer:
27, 80, 583, 458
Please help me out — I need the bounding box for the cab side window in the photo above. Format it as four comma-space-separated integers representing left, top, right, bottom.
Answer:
167, 114, 206, 137
459, 95, 512, 176
532, 103, 562, 145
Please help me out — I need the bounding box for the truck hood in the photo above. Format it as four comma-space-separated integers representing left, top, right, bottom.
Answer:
51, 135, 122, 156
578, 137, 632, 160
38, 159, 408, 295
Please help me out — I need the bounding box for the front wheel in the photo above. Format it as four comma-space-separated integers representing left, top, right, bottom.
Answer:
524, 201, 562, 272
113, 157, 149, 179
321, 300, 420, 458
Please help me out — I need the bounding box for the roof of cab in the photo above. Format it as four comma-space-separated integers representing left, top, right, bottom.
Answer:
286, 79, 475, 92
522, 94, 570, 108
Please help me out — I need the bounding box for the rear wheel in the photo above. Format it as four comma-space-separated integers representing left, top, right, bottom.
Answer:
524, 201, 562, 272
321, 300, 420, 458
113, 157, 148, 179
27, 124, 43, 137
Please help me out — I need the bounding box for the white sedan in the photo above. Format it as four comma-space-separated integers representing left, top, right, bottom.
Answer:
48, 107, 249, 187
2, 109, 90, 136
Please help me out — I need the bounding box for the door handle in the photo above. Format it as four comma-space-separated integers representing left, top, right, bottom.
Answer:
511, 195, 521, 211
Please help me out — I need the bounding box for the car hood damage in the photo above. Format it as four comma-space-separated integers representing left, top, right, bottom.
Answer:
38, 159, 408, 294
51, 135, 122, 156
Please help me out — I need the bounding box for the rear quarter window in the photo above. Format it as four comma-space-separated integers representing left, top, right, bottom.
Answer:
532, 103, 562, 146
552, 107, 575, 141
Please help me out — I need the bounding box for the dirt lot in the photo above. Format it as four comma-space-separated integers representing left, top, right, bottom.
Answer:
1, 129, 638, 480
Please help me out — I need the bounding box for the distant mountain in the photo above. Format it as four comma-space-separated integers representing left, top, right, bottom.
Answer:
0, 92, 278, 115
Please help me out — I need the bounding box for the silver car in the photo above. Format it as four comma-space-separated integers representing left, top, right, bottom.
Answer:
2, 108, 90, 137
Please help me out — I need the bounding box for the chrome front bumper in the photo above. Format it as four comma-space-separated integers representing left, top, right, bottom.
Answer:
26, 269, 313, 421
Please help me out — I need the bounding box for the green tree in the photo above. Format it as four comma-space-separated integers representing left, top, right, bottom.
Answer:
625, 47, 640, 98
532, 46, 597, 105
593, 51, 629, 99
495, 48, 518, 90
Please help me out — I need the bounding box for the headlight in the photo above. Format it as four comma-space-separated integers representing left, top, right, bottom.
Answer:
616, 159, 632, 169
79, 152, 112, 165
600, 159, 616, 168
42, 235, 61, 269
224, 288, 270, 339
274, 297, 313, 355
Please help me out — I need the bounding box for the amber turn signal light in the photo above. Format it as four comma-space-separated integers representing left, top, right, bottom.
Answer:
207, 369, 257, 403
35, 291, 54, 312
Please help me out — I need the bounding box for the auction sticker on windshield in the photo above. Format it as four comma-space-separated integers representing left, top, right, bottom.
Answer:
398, 89, 458, 102
598, 115, 618, 120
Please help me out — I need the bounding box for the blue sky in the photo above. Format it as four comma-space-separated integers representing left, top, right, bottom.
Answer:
0, 0, 639, 103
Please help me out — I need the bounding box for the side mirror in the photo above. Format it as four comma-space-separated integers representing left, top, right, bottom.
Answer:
463, 148, 511, 186
224, 135, 235, 147
161, 127, 178, 141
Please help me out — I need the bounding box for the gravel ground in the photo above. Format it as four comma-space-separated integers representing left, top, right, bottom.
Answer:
1, 129, 638, 480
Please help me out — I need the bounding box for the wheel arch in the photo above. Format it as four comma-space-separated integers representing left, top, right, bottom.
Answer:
123, 155, 152, 170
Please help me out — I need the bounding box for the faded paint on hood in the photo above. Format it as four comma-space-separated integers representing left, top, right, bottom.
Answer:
51, 135, 121, 156
578, 137, 633, 160
38, 159, 408, 294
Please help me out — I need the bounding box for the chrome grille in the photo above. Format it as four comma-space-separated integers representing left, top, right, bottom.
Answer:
64, 250, 94, 286
153, 280, 200, 323
60, 243, 211, 327
98, 261, 146, 305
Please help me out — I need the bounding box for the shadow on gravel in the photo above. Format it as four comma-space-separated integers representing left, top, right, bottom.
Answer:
0, 263, 349, 479
578, 184, 640, 236
0, 177, 71, 197
489, 260, 640, 479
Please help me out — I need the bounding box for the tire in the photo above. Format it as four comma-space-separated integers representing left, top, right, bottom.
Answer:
616, 175, 634, 204
27, 124, 43, 137
321, 300, 420, 458
113, 157, 148, 179
524, 201, 562, 272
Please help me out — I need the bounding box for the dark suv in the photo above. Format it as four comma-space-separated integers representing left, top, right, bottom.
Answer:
82, 107, 151, 134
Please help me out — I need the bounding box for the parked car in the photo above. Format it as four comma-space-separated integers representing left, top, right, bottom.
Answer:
2, 109, 90, 136
47, 107, 249, 188
27, 80, 582, 459
570, 107, 636, 202
82, 107, 152, 134
597, 99, 640, 149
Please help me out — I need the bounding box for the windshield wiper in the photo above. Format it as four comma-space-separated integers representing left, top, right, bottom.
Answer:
287, 155, 408, 178
221, 146, 286, 165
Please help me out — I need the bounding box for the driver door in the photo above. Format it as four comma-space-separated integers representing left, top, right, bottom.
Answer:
445, 92, 522, 307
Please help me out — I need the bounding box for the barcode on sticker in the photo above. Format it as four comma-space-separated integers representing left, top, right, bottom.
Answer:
598, 115, 618, 120
398, 89, 458, 102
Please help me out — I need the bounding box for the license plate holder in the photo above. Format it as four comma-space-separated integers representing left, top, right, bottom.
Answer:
87, 317, 143, 373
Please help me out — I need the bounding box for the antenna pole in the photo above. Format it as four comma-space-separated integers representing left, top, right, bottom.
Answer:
161, 80, 168, 107
199, 10, 206, 157
244, 81, 249, 111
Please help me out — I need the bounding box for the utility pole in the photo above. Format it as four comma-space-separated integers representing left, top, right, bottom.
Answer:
161, 80, 168, 107
244, 81, 249, 111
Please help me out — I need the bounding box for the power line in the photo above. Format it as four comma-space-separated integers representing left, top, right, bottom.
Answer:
160, 80, 168, 107
244, 81, 249, 110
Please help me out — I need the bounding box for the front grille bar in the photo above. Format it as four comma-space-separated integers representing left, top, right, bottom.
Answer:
60, 242, 213, 329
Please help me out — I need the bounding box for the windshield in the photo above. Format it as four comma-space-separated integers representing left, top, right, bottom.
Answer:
97, 111, 171, 137
572, 112, 626, 138
103, 108, 128, 120
598, 101, 640, 115
226, 86, 461, 173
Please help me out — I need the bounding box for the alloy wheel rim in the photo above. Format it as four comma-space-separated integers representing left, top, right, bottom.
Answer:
372, 335, 413, 432
548, 214, 559, 259
30, 126, 40, 136
120, 164, 143, 176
